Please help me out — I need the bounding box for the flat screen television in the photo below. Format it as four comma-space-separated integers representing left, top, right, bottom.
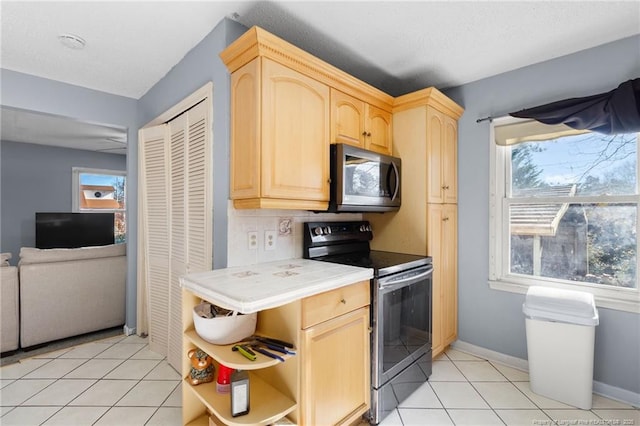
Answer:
35, 212, 115, 249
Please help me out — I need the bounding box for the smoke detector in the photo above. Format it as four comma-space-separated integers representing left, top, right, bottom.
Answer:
58, 34, 86, 50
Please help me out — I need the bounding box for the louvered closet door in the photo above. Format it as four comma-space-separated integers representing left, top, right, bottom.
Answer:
139, 125, 170, 357
185, 101, 212, 275
166, 101, 213, 370
139, 97, 212, 372
167, 114, 187, 370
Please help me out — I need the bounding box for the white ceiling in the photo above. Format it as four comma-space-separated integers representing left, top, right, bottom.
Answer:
1, 106, 128, 155
1, 0, 639, 154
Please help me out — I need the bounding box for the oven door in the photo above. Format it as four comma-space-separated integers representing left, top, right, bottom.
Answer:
372, 264, 433, 388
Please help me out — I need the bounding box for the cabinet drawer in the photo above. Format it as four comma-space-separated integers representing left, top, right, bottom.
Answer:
301, 280, 370, 329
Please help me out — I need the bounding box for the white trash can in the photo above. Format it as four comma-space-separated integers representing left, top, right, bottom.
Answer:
523, 286, 599, 409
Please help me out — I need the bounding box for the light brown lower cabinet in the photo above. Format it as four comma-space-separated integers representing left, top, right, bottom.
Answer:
182, 280, 371, 426
427, 203, 458, 356
301, 307, 370, 425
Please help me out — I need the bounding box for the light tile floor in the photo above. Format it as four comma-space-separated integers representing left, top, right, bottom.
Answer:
0, 334, 181, 426
381, 348, 640, 426
1, 335, 638, 425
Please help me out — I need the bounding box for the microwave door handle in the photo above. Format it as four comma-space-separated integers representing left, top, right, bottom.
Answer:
385, 164, 392, 199
390, 161, 400, 201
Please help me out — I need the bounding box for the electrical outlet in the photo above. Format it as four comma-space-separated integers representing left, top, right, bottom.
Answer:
265, 230, 277, 251
247, 231, 258, 250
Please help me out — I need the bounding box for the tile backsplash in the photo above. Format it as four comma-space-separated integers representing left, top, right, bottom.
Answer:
226, 201, 362, 267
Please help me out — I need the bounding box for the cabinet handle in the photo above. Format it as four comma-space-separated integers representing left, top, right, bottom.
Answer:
443, 217, 449, 222
362, 131, 368, 136
340, 298, 346, 304
366, 132, 371, 137
442, 185, 450, 190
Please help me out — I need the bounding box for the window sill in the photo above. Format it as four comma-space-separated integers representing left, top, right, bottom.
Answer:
489, 279, 640, 314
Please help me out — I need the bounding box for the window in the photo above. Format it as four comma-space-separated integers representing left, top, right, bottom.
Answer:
72, 167, 126, 244
490, 117, 639, 312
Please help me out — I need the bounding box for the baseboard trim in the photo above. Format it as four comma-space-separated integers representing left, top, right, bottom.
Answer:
593, 381, 640, 408
451, 340, 640, 408
123, 325, 136, 336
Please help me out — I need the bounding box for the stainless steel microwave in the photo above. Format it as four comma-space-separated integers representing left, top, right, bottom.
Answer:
329, 144, 401, 212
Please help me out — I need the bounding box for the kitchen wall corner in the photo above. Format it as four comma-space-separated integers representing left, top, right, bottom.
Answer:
226, 201, 362, 267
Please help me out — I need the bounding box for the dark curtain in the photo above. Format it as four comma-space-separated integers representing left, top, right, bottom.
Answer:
510, 78, 640, 135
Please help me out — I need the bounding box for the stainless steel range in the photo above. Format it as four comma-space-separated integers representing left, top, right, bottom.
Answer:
303, 220, 433, 424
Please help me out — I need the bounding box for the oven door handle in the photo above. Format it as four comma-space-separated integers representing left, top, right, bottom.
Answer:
378, 266, 433, 291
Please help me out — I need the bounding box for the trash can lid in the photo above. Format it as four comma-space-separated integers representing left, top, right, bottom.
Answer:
523, 286, 599, 326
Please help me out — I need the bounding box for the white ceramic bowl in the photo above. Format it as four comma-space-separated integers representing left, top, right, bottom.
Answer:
193, 303, 257, 345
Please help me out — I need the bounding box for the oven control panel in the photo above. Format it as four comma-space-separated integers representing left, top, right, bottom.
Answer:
304, 221, 373, 245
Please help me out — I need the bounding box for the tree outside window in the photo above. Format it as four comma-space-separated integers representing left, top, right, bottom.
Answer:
506, 131, 637, 289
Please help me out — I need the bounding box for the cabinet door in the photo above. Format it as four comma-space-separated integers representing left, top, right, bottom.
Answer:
427, 204, 458, 356
262, 58, 330, 201
301, 307, 370, 426
442, 115, 458, 204
426, 108, 444, 203
426, 204, 444, 355
331, 89, 366, 148
230, 58, 261, 200
441, 204, 458, 346
366, 105, 393, 155
426, 107, 458, 204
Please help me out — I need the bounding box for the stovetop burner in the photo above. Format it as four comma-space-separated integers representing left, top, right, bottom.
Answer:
303, 221, 431, 277
315, 250, 431, 277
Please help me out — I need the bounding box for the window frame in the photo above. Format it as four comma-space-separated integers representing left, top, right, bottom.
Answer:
72, 167, 127, 213
489, 116, 640, 313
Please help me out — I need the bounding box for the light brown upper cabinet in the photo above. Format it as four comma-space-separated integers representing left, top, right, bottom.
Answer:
331, 89, 365, 149
221, 26, 394, 210
366, 104, 393, 155
229, 57, 330, 210
331, 89, 393, 155
427, 107, 458, 204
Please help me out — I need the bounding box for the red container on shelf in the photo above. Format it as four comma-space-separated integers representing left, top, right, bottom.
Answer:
216, 364, 233, 394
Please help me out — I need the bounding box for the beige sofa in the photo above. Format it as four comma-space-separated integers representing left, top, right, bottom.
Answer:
19, 244, 126, 348
1, 253, 19, 353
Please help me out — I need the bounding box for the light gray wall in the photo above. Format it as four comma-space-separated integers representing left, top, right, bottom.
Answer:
444, 35, 640, 394
0, 69, 139, 331
137, 17, 247, 270
0, 141, 126, 264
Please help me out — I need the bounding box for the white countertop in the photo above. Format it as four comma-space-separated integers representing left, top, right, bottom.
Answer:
180, 259, 373, 313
